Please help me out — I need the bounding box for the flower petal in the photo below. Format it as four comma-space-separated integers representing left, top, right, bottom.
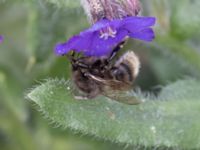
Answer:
54, 36, 80, 55
0, 35, 4, 44
55, 29, 128, 57
54, 16, 156, 57
129, 28, 155, 42
84, 29, 128, 56
122, 17, 156, 33
55, 32, 96, 56
83, 19, 110, 33
83, 19, 121, 34
54, 43, 68, 55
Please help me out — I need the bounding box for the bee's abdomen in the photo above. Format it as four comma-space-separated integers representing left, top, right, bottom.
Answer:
112, 51, 140, 83
111, 63, 132, 83
73, 70, 100, 98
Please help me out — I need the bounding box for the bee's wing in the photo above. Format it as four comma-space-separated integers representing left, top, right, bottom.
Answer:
86, 73, 141, 105
102, 90, 141, 105
85, 72, 130, 89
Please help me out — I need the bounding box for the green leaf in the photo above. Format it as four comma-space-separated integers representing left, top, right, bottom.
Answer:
28, 79, 200, 149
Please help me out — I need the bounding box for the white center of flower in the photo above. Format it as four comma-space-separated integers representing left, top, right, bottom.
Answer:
99, 26, 117, 40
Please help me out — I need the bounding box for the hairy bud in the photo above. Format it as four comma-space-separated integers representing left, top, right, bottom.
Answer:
81, 0, 141, 23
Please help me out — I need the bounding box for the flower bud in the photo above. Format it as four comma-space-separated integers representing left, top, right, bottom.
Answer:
81, 0, 141, 23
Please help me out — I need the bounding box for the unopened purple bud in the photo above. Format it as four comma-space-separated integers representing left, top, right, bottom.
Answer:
81, 0, 141, 23
0, 35, 4, 44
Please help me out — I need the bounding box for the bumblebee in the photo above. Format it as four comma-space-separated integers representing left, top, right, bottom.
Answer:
68, 42, 141, 105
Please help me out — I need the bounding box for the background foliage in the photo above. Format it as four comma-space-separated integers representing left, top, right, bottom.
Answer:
0, 0, 200, 150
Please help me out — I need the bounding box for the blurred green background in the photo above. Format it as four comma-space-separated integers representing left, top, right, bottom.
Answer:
0, 0, 200, 150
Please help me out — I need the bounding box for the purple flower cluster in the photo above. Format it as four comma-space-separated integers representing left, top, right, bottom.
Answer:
0, 35, 4, 44
55, 16, 155, 57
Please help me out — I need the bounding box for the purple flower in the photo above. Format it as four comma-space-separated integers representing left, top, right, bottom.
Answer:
0, 35, 4, 44
55, 16, 156, 57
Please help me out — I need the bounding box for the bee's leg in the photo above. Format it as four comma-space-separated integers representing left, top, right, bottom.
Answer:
74, 95, 89, 100
108, 41, 126, 62
72, 86, 91, 100
67, 54, 90, 70
74, 92, 99, 100
76, 62, 89, 69
84, 72, 108, 84
74, 94, 98, 100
